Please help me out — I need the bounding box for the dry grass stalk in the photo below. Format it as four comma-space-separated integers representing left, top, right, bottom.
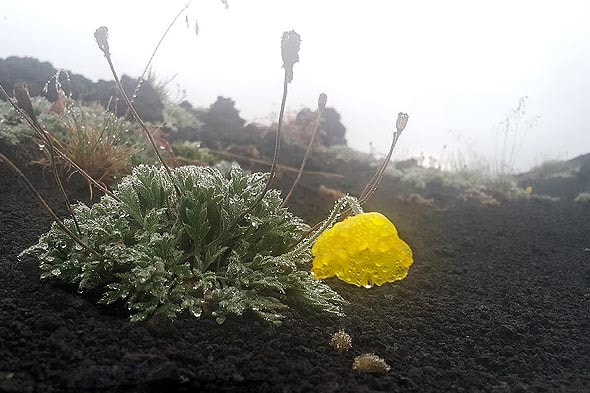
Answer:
94, 27, 176, 185
33, 104, 139, 190
0, 153, 98, 256
7, 83, 81, 233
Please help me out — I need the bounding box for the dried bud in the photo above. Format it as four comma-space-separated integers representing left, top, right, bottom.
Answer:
352, 353, 391, 373
94, 26, 110, 56
281, 30, 301, 83
318, 93, 327, 111
396, 112, 409, 132
49, 89, 68, 116
329, 329, 352, 352
13, 82, 36, 121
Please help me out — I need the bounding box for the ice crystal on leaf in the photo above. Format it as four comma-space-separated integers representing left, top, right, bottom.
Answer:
22, 165, 346, 324
311, 212, 413, 288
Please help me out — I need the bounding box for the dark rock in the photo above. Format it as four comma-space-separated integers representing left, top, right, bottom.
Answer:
0, 56, 164, 123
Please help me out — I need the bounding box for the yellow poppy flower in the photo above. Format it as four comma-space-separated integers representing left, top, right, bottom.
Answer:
311, 212, 413, 288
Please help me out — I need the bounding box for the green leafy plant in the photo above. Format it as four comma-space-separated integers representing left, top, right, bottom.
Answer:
0, 97, 60, 145
528, 159, 577, 180
22, 164, 346, 324
34, 102, 142, 187
172, 141, 218, 166
4, 12, 410, 327
574, 192, 590, 203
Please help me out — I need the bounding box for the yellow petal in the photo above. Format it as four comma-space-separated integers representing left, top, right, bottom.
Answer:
311, 212, 413, 288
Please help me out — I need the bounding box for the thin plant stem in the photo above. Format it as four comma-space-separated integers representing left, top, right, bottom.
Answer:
281, 105, 324, 207
0, 85, 117, 200
0, 153, 99, 257
304, 122, 406, 236
126, 1, 193, 117
208, 149, 343, 179
208, 68, 290, 269
50, 140, 119, 200
287, 195, 362, 258
3, 84, 81, 233
104, 56, 172, 175
358, 130, 401, 204
269, 68, 290, 191
227, 67, 289, 229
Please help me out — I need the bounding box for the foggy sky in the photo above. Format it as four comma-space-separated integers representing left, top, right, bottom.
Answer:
1, 0, 589, 171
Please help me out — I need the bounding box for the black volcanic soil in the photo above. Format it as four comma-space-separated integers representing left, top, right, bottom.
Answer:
1, 142, 590, 393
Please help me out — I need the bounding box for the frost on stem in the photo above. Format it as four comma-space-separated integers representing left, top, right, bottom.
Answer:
281, 30, 301, 83
94, 26, 110, 56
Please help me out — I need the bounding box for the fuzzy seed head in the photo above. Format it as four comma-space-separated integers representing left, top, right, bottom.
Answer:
330, 329, 352, 352
281, 30, 301, 83
352, 353, 391, 373
318, 93, 328, 111
396, 112, 409, 132
94, 26, 110, 55
13, 82, 35, 120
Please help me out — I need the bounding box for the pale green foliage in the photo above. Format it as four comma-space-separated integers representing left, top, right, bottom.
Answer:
0, 97, 61, 145
163, 101, 202, 133
172, 141, 217, 165
323, 145, 377, 167
528, 160, 578, 180
23, 164, 346, 324
574, 192, 590, 203
46, 103, 144, 184
398, 165, 530, 200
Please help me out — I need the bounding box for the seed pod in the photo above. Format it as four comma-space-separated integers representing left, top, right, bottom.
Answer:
13, 82, 36, 122
281, 30, 301, 83
329, 329, 352, 352
318, 93, 328, 111
352, 353, 391, 373
94, 26, 110, 56
396, 112, 409, 132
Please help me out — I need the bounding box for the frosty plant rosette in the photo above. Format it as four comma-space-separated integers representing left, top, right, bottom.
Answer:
22, 164, 412, 324
23, 164, 347, 324
6, 21, 414, 325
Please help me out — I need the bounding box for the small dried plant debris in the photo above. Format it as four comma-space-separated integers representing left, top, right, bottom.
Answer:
330, 329, 352, 352
459, 187, 500, 206
574, 192, 590, 203
352, 353, 391, 373
398, 193, 434, 207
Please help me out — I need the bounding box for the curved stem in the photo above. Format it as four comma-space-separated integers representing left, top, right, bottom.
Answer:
227, 68, 289, 230
1, 85, 81, 233
287, 195, 362, 258
0, 154, 99, 257
205, 68, 290, 265
358, 130, 401, 204
0, 85, 117, 200
101, 54, 180, 197
281, 106, 324, 208
126, 1, 193, 117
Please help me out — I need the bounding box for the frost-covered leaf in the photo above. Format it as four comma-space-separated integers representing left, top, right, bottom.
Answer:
23, 165, 345, 323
